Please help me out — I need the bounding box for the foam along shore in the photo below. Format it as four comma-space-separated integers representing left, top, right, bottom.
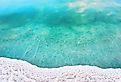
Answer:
0, 57, 121, 82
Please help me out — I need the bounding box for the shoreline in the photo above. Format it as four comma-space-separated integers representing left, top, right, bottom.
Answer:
0, 57, 121, 82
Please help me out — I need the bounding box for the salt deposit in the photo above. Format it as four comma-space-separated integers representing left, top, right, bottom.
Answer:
0, 57, 121, 82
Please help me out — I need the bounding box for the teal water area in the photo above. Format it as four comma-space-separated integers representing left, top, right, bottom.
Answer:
0, 0, 121, 68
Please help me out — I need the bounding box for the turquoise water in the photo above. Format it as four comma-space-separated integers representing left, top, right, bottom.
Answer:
0, 0, 121, 68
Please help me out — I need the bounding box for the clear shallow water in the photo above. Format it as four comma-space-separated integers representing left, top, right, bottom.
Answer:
0, 0, 121, 68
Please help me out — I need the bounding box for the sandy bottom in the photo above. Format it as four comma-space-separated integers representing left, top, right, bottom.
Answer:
0, 57, 121, 82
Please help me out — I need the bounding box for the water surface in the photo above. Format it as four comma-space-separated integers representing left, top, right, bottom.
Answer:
0, 0, 121, 68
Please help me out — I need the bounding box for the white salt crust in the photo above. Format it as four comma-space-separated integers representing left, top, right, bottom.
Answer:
0, 57, 121, 82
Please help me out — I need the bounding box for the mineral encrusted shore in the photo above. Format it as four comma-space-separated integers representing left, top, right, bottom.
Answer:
0, 57, 121, 82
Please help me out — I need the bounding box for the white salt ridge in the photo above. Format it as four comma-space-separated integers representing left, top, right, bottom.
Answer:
0, 57, 121, 82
